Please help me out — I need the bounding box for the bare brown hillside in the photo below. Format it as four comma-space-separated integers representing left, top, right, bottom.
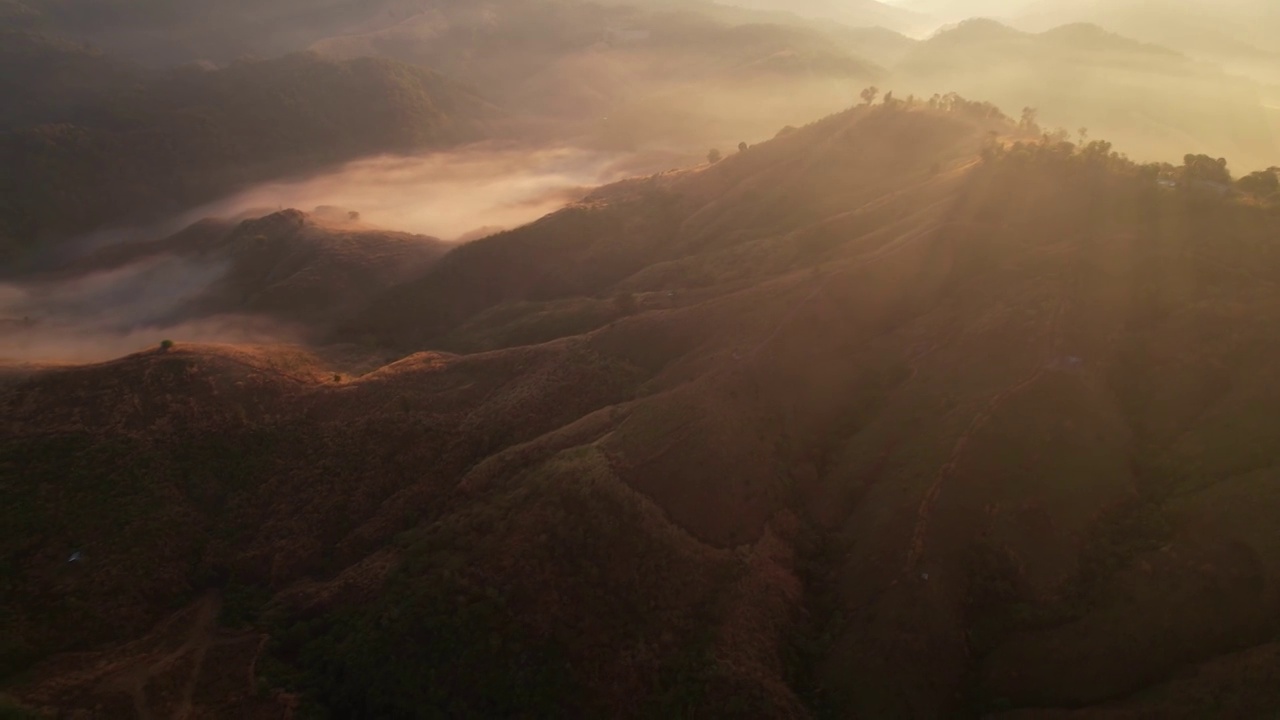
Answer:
4, 100, 1280, 718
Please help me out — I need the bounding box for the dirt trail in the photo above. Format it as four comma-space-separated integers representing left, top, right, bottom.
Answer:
902, 248, 1079, 576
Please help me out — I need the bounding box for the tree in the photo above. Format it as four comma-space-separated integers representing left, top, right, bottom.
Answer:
159, 339, 174, 351
1238, 169, 1280, 196
883, 90, 894, 106
860, 86, 879, 105
1077, 127, 1088, 145
738, 141, 748, 153
1019, 107, 1040, 134
1183, 154, 1231, 185
707, 148, 722, 164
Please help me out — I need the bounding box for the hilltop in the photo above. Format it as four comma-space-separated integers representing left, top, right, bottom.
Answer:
0, 208, 452, 364
4, 98, 1280, 718
887, 19, 1278, 167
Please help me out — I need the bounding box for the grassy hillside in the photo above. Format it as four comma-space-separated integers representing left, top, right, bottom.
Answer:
4, 98, 1280, 718
0, 52, 492, 267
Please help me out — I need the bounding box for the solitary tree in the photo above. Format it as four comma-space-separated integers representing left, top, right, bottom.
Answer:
860, 86, 880, 105
738, 141, 748, 153
159, 339, 174, 351
707, 148, 722, 164
1019, 107, 1040, 133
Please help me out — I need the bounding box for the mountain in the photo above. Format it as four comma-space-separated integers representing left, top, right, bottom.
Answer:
712, 0, 927, 35
0, 52, 493, 269
1014, 0, 1280, 56
886, 19, 1279, 168
0, 207, 452, 365
308, 2, 887, 149
8, 0, 439, 65
901, 0, 1280, 85
5, 97, 1280, 717
0, 30, 143, 129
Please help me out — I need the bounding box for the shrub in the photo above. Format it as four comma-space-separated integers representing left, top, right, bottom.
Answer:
706, 148, 722, 164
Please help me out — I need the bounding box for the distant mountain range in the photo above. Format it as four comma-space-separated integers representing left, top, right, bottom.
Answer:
883, 19, 1279, 168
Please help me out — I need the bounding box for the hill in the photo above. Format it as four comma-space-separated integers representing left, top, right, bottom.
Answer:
308, 1, 886, 151
5, 99, 1280, 718
711, 0, 926, 35
1013, 0, 1280, 63
0, 29, 143, 129
6, 0, 438, 65
1, 208, 451, 363
886, 20, 1279, 168
0, 52, 492, 269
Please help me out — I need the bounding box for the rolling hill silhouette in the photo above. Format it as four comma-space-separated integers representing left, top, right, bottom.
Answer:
0, 51, 493, 268
888, 19, 1279, 168
309, 1, 888, 151
5, 97, 1280, 718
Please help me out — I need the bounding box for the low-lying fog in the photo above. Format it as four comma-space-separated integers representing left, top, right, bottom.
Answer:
2, 142, 690, 363
184, 142, 690, 243
0, 253, 298, 363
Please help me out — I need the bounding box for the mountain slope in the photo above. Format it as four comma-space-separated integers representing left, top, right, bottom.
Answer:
0, 52, 492, 268
0, 30, 143, 129
10, 0, 439, 65
1014, 0, 1280, 61
309, 2, 886, 149
887, 19, 1279, 168
1, 208, 451, 363
5, 100, 1280, 718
